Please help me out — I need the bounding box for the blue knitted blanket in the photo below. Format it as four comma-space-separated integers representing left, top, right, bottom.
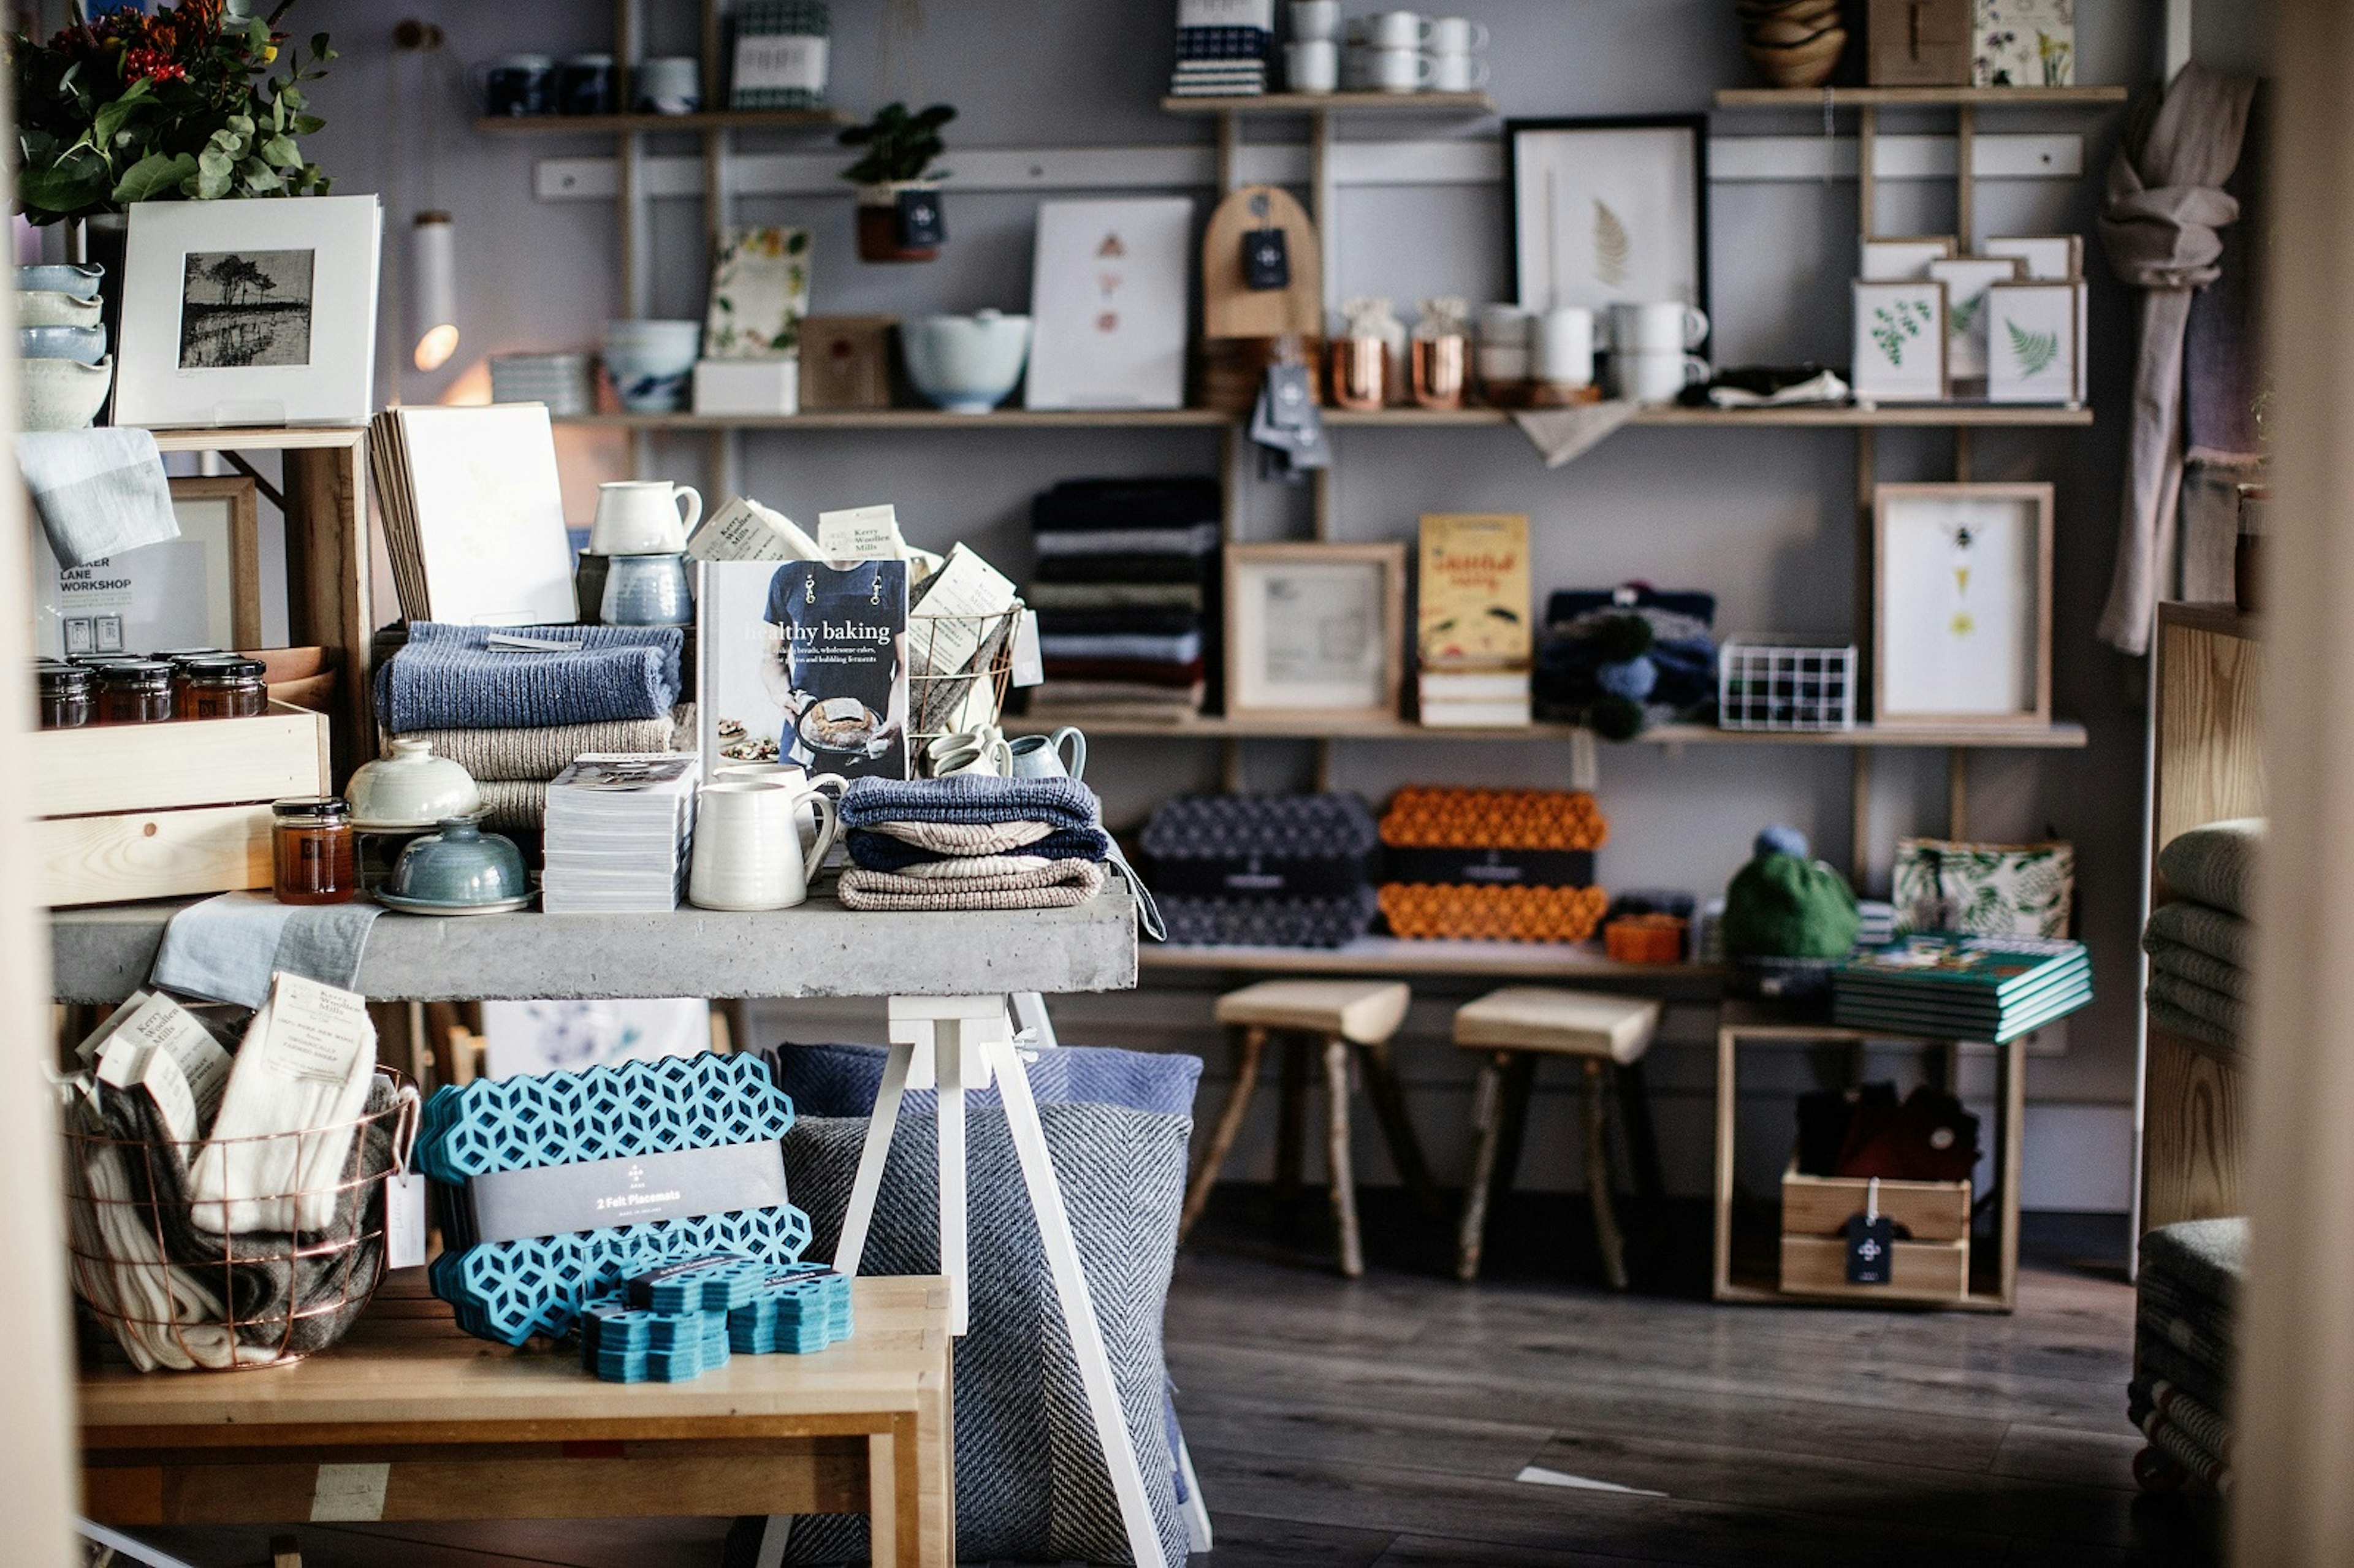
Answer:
847, 823, 1111, 872
375, 622, 683, 732
839, 775, 1101, 834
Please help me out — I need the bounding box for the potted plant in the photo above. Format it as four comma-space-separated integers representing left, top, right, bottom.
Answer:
840, 101, 953, 263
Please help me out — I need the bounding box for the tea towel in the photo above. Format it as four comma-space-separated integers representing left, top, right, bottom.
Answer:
15, 427, 180, 568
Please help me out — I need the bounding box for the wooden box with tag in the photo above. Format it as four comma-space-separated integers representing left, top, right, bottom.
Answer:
34, 702, 331, 907
1868, 0, 1971, 85
798, 315, 898, 410
1777, 1163, 1971, 1303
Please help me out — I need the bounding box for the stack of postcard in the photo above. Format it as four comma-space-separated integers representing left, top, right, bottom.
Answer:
540, 754, 700, 914
1832, 934, 2092, 1043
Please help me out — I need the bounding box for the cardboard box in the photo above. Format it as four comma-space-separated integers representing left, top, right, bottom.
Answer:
1868, 0, 1971, 85
693, 356, 801, 416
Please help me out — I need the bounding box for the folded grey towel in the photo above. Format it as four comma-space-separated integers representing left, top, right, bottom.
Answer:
2144, 936, 2245, 1002
2141, 1216, 2247, 1309
2143, 898, 2249, 969
150, 892, 381, 1010
2147, 996, 2239, 1059
17, 428, 180, 568
2147, 969, 2246, 1040
375, 622, 683, 732
2156, 818, 2263, 916
381, 706, 694, 782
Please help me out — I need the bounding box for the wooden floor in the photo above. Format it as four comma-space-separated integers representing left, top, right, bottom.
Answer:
118, 1197, 2220, 1568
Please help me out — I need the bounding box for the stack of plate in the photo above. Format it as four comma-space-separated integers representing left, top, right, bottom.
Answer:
1735, 0, 1847, 88
489, 350, 595, 416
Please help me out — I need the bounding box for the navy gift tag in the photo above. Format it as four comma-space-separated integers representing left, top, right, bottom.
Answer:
1845, 1213, 1894, 1283
1243, 227, 1289, 290
896, 188, 945, 248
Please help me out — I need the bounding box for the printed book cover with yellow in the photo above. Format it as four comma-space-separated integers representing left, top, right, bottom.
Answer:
1417, 513, 1531, 669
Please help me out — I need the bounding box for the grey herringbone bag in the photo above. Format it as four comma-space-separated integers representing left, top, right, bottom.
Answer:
779, 1105, 1191, 1566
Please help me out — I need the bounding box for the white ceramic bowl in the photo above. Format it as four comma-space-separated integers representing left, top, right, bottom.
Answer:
20, 355, 112, 430
604, 319, 702, 414
900, 310, 1033, 414
347, 737, 485, 829
17, 290, 102, 329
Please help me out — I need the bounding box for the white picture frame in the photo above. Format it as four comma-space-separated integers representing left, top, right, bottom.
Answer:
1225, 542, 1406, 720
33, 476, 261, 658
1852, 280, 1948, 403
1024, 197, 1194, 411
1507, 116, 1709, 334
1986, 281, 2081, 405
1860, 235, 1957, 281
1928, 256, 2025, 383
1983, 234, 2082, 282
113, 193, 381, 428
1873, 483, 2053, 728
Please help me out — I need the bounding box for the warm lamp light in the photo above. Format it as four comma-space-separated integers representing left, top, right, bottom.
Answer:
409, 210, 458, 371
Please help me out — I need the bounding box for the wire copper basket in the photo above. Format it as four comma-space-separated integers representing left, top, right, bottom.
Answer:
61, 1070, 418, 1372
908, 603, 1026, 775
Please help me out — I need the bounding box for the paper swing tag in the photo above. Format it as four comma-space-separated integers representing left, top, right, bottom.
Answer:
1845, 1176, 1894, 1285
1242, 226, 1289, 291
896, 188, 945, 248
386, 1173, 429, 1270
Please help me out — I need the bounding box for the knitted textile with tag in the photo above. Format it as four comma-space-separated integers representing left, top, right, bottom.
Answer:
1377, 786, 1609, 942
1379, 786, 1609, 851
374, 622, 684, 732
1142, 793, 1381, 948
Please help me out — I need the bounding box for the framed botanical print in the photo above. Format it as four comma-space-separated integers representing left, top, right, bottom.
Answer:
1506, 116, 1709, 347
1872, 483, 2053, 728
32, 475, 261, 658
1928, 256, 2024, 382
1852, 280, 1948, 402
1986, 280, 2083, 405
1983, 234, 2082, 282
1225, 542, 1406, 720
1860, 235, 1957, 281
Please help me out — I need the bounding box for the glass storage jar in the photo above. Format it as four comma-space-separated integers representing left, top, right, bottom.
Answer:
37, 664, 94, 729
272, 796, 358, 904
97, 660, 173, 724
182, 657, 268, 720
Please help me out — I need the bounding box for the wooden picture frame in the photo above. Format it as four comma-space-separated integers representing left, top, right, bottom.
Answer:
1872, 483, 2053, 729
1859, 235, 1958, 281
1225, 542, 1407, 721
170, 476, 264, 649
1505, 115, 1710, 350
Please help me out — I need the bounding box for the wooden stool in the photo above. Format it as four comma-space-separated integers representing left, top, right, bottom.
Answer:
1452, 987, 1664, 1290
1182, 978, 1436, 1277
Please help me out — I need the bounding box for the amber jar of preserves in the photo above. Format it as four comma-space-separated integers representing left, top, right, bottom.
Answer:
37, 664, 94, 729
97, 661, 173, 724
272, 796, 357, 905
183, 657, 268, 720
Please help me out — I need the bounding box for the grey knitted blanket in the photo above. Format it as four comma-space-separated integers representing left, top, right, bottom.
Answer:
2129, 1375, 2232, 1492
839, 774, 1101, 834
2142, 1217, 2246, 1309
373, 622, 684, 732
2155, 818, 2264, 917
2144, 898, 2249, 969
474, 780, 549, 835
2148, 997, 2238, 1059
838, 858, 1105, 911
379, 706, 694, 781
2146, 969, 2245, 1041
2145, 937, 2245, 1002
2135, 1338, 2229, 1422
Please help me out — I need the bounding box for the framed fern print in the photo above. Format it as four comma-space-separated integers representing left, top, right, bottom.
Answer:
1986, 280, 2081, 405
1851, 280, 1948, 403
1928, 256, 2024, 384
1872, 482, 2053, 728
1506, 116, 1708, 350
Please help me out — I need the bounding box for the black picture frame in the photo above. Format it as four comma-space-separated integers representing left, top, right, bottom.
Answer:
1503, 114, 1712, 356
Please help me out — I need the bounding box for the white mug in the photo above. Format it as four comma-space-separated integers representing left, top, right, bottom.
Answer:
1428, 15, 1488, 53
688, 780, 839, 911
1430, 51, 1488, 91
1366, 46, 1436, 91
926, 726, 1011, 778
1008, 728, 1087, 782
1289, 0, 1340, 40
1477, 302, 1530, 346
589, 481, 702, 555
1607, 351, 1710, 403
1606, 301, 1710, 355
1362, 9, 1434, 48
1532, 306, 1594, 386
1285, 39, 1339, 93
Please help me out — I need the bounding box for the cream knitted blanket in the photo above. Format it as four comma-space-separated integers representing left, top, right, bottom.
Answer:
837, 858, 1105, 911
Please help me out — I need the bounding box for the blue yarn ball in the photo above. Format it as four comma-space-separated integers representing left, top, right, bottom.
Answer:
1755, 823, 1810, 859
1594, 657, 1657, 702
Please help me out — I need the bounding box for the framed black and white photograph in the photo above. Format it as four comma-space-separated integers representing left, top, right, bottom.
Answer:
1873, 483, 2053, 729
1506, 116, 1708, 344
114, 193, 381, 428
32, 476, 260, 658
1225, 542, 1406, 721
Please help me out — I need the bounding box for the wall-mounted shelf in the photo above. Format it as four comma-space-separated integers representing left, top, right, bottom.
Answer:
1025, 710, 2090, 750
473, 109, 849, 135
1161, 91, 1496, 115
1326, 404, 2094, 428
556, 408, 1232, 432
555, 404, 2090, 434
1141, 935, 1721, 984
1714, 85, 2130, 108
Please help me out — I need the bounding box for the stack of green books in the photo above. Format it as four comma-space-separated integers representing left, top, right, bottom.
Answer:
1832, 934, 2093, 1043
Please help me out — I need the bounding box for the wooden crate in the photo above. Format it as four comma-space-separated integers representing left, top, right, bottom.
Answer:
1779, 1162, 1972, 1303
34, 704, 329, 907
1778, 1233, 1970, 1302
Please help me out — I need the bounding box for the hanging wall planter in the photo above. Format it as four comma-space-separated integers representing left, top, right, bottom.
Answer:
840, 102, 954, 263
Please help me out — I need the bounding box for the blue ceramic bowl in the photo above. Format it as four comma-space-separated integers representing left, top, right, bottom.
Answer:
21, 324, 107, 364
604, 319, 700, 414
17, 264, 103, 300
386, 816, 528, 906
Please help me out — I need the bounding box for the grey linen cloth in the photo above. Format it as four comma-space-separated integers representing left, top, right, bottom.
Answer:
16, 428, 180, 568
2155, 818, 2263, 916
2095, 61, 2258, 653
1512, 400, 1642, 468
373, 622, 683, 731
150, 892, 382, 1010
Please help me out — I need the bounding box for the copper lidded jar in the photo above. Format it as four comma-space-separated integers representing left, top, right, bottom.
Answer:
1410, 296, 1471, 411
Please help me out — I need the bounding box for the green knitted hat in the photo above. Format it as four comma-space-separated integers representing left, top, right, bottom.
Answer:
1723, 825, 1860, 960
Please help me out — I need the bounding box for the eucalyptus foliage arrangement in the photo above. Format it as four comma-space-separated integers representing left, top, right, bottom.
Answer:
11, 0, 335, 226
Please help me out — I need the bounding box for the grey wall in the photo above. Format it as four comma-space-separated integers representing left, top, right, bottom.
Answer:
296, 0, 2241, 1210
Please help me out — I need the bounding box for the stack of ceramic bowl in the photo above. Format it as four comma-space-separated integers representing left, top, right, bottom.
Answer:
17, 264, 112, 430
1737, 0, 1846, 88
602, 319, 701, 414
489, 351, 596, 415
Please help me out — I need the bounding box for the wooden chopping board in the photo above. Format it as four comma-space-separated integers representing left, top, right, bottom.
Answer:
1202, 184, 1322, 340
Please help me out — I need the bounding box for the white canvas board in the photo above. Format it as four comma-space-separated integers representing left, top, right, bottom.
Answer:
1514, 125, 1704, 316
114, 193, 380, 428
1928, 256, 2024, 381
1986, 281, 2079, 405
1880, 494, 2041, 718
1852, 281, 1948, 402
1025, 197, 1194, 410
481, 999, 710, 1078
1983, 234, 2081, 281
1860, 237, 1957, 281
1234, 558, 1388, 710
394, 405, 577, 624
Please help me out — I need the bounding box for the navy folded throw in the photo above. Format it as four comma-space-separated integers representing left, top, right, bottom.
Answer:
839, 774, 1102, 834
374, 622, 683, 732
848, 823, 1111, 872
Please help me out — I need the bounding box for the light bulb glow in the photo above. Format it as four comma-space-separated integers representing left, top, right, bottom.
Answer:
408, 210, 459, 371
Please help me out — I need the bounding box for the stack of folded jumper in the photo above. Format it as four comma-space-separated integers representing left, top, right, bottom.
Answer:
2142, 818, 2261, 1059
1027, 478, 1220, 720
837, 776, 1113, 912
2131, 1217, 2244, 1496
373, 623, 693, 834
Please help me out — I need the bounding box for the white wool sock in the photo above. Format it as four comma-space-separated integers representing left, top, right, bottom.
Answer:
190, 973, 376, 1235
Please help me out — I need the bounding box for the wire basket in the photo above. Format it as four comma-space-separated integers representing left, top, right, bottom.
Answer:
1718, 637, 1857, 732
61, 1070, 418, 1372
907, 603, 1026, 775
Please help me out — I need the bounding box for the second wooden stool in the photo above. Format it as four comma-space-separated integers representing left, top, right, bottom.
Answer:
1182, 978, 1437, 1277
1452, 986, 1664, 1290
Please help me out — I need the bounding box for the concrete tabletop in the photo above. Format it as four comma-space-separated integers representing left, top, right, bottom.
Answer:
49, 885, 1139, 1003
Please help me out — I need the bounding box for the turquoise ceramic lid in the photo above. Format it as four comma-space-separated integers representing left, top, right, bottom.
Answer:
386, 816, 527, 906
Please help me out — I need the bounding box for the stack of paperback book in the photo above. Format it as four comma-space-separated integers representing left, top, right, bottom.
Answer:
541, 755, 699, 914
1832, 934, 2092, 1043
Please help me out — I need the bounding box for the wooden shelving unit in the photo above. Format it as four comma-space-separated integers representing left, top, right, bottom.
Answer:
472, 108, 848, 135
1160, 90, 1496, 115
558, 408, 1233, 432
1714, 85, 2130, 108
1326, 404, 2093, 429
1029, 709, 2089, 750
566, 404, 2092, 434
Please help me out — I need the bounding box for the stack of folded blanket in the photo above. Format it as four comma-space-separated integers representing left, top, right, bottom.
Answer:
838, 776, 1112, 911
2142, 818, 2261, 1058
1026, 478, 1221, 720
372, 622, 693, 834
2131, 1217, 2244, 1496
1140, 792, 1381, 947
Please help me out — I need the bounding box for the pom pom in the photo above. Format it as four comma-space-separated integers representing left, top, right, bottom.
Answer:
1590, 695, 1644, 742
1754, 823, 1810, 860
1585, 614, 1655, 663
1594, 657, 1657, 702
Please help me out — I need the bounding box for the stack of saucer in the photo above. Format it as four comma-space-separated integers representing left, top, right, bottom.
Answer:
1736, 0, 1846, 88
